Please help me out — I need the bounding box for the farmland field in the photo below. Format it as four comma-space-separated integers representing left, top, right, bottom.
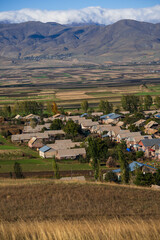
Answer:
0, 58, 160, 109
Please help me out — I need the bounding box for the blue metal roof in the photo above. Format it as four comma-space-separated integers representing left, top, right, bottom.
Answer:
102, 134, 109, 138
39, 145, 51, 153
81, 113, 88, 118
112, 161, 156, 173
155, 114, 160, 118
100, 113, 121, 120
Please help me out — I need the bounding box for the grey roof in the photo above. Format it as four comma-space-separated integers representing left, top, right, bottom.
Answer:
56, 148, 86, 158
11, 132, 49, 141
23, 123, 51, 133
47, 139, 81, 150
140, 139, 160, 147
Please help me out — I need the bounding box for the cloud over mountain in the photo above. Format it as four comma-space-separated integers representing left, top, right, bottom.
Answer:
0, 5, 160, 25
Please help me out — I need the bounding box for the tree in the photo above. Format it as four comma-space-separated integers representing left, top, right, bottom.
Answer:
144, 95, 152, 110
14, 162, 24, 179
50, 119, 63, 130
99, 100, 113, 114
87, 137, 108, 181
53, 157, 60, 179
105, 171, 118, 182
63, 119, 81, 137
155, 96, 160, 109
13, 101, 43, 116
30, 118, 38, 128
106, 156, 117, 168
2, 105, 11, 117
121, 95, 140, 113
52, 102, 58, 115
117, 144, 130, 184
81, 100, 89, 112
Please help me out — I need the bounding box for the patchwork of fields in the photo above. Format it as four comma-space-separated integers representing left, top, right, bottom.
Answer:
0, 59, 160, 109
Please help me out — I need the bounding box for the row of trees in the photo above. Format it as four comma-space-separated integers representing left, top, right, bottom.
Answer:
121, 95, 160, 113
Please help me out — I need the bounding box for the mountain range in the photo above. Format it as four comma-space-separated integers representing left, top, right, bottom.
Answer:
1, 19, 160, 63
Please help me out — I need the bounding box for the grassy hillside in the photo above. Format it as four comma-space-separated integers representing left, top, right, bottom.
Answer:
0, 180, 160, 239
0, 180, 160, 222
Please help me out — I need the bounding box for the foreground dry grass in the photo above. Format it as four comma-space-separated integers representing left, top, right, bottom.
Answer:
0, 218, 160, 240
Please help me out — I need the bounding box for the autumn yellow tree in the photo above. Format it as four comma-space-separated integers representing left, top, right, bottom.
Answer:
52, 102, 58, 115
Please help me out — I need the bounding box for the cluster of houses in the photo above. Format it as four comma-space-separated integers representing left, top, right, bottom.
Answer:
11, 110, 160, 161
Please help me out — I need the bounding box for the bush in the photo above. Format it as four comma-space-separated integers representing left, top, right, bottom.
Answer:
105, 171, 118, 182
136, 151, 144, 159
14, 162, 24, 179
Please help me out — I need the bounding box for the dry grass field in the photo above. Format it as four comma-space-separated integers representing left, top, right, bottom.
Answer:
0, 180, 160, 239
0, 180, 160, 222
0, 218, 160, 240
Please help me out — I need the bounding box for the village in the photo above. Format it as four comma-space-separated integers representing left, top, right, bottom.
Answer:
0, 96, 158, 186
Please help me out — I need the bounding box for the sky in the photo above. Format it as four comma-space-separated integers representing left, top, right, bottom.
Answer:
1, 0, 160, 11
0, 0, 160, 25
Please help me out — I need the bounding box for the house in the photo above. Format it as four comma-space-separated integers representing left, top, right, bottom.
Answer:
102, 118, 118, 125
23, 114, 41, 121
28, 137, 43, 149
138, 138, 160, 157
116, 121, 124, 127
154, 114, 160, 119
100, 113, 122, 120
151, 144, 160, 160
133, 119, 146, 128
56, 148, 86, 160
145, 121, 158, 129
91, 112, 103, 117
43, 114, 65, 123
39, 146, 57, 158
144, 121, 159, 135
46, 130, 65, 140
126, 135, 152, 147
91, 124, 121, 137
112, 161, 157, 178
23, 123, 51, 133
11, 132, 49, 143
116, 130, 133, 142
39, 139, 83, 158
14, 114, 22, 120
80, 119, 99, 130
47, 139, 81, 150
65, 116, 85, 123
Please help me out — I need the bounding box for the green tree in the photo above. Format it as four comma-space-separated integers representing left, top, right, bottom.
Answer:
121, 95, 140, 113
14, 162, 24, 179
155, 96, 160, 109
87, 137, 108, 181
53, 157, 60, 179
63, 120, 81, 137
105, 171, 118, 182
81, 100, 89, 112
117, 144, 130, 184
2, 105, 11, 117
99, 100, 113, 114
50, 119, 63, 130
144, 95, 153, 110
30, 118, 38, 128
13, 101, 43, 116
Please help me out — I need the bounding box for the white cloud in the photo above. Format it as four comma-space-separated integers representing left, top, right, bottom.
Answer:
0, 5, 160, 25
